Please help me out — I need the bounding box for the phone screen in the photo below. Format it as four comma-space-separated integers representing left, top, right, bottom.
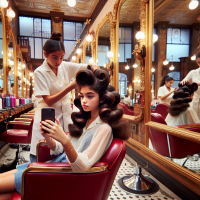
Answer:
41, 108, 55, 133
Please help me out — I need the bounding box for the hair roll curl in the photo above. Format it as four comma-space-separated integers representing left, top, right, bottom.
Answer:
168, 82, 198, 116
68, 69, 130, 140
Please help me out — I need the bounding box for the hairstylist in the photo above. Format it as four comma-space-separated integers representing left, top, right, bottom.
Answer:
30, 32, 98, 162
180, 52, 200, 119
158, 75, 177, 104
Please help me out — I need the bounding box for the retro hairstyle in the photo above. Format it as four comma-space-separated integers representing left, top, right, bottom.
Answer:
160, 75, 174, 87
43, 32, 65, 54
168, 82, 198, 116
68, 69, 130, 140
196, 51, 200, 59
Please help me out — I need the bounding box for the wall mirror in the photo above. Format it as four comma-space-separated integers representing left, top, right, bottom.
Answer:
0, 14, 3, 92
18, 53, 22, 98
151, 0, 200, 178
97, 21, 111, 68
8, 35, 14, 95
85, 43, 92, 64
118, 0, 141, 116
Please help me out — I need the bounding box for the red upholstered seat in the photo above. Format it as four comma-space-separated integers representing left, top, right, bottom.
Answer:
0, 119, 33, 144
10, 138, 126, 200
155, 103, 169, 119
150, 113, 200, 158
119, 103, 134, 115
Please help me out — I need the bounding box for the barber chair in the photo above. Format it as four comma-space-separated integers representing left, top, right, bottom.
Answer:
0, 118, 34, 166
119, 103, 134, 115
155, 103, 169, 119
20, 114, 34, 119
10, 138, 126, 200
150, 113, 200, 166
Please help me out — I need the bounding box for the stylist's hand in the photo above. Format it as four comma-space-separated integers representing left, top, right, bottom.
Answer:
41, 117, 68, 145
88, 63, 100, 72
179, 80, 189, 85
172, 88, 178, 92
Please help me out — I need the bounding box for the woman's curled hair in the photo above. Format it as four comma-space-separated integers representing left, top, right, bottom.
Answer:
168, 82, 198, 116
68, 69, 130, 140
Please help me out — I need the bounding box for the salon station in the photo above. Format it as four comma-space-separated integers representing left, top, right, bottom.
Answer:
0, 0, 200, 199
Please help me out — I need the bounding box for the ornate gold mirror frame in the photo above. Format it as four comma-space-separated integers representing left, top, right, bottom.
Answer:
115, 0, 200, 195
95, 12, 114, 85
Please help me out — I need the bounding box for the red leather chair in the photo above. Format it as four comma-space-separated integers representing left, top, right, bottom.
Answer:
10, 138, 126, 200
150, 113, 200, 158
119, 103, 134, 115
0, 118, 34, 164
155, 103, 169, 119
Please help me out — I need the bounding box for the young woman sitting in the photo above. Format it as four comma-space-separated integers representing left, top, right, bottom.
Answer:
165, 82, 200, 126
0, 68, 130, 199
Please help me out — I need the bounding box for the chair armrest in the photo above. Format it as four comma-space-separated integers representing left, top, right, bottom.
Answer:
7, 121, 31, 130
14, 118, 32, 122
27, 162, 108, 173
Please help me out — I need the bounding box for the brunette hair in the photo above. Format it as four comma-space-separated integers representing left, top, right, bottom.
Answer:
168, 82, 198, 116
68, 69, 130, 140
196, 52, 200, 59
160, 75, 174, 87
43, 32, 65, 54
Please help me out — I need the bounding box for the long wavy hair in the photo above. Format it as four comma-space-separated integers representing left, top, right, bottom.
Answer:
68, 69, 130, 140
168, 82, 198, 116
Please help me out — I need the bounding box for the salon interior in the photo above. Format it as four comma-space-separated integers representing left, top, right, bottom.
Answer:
0, 0, 200, 199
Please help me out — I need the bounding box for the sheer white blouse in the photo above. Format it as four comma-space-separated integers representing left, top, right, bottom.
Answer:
50, 116, 113, 172
165, 107, 200, 126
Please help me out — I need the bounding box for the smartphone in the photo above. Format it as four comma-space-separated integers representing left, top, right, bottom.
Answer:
41, 108, 55, 133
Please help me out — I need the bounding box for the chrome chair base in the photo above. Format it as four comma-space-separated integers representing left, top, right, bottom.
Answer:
118, 165, 159, 195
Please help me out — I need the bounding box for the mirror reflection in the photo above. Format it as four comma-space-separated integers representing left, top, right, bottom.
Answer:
118, 0, 140, 116
8, 35, 14, 96
0, 14, 3, 95
85, 43, 92, 64
18, 54, 22, 98
97, 21, 110, 68
151, 0, 200, 176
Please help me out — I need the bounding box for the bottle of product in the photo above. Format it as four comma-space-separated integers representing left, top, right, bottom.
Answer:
2, 97, 5, 108
16, 99, 19, 106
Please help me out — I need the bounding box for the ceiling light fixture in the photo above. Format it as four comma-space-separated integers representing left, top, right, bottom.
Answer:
125, 65, 130, 70
169, 65, 175, 70
107, 51, 113, 58
135, 31, 145, 41
153, 34, 158, 43
133, 63, 138, 68
152, 67, 155, 72
67, 0, 76, 7
163, 59, 169, 65
189, 0, 199, 9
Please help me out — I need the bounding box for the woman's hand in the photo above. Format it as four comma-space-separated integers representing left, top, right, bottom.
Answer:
41, 117, 68, 146
89, 63, 100, 72
179, 80, 189, 85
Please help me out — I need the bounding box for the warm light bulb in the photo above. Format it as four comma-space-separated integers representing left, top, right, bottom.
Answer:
191, 54, 196, 60
7, 8, 15, 18
72, 56, 76, 61
76, 48, 82, 54
86, 34, 93, 42
67, 0, 76, 7
152, 67, 155, 72
22, 64, 26, 68
33, 88, 35, 90
135, 31, 145, 40
0, 0, 8, 8
169, 65, 175, 70
118, 53, 120, 57
9, 60, 14, 65
8, 52, 12, 57
163, 59, 169, 65
89, 58, 94, 63
125, 65, 130, 70
133, 63, 138, 68
107, 51, 113, 58
153, 34, 158, 43
30, 72, 33, 76
189, 0, 199, 9
104, 64, 106, 68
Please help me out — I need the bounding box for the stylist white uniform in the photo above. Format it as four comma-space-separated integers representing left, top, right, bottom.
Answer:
157, 85, 174, 105
30, 59, 87, 156
182, 68, 200, 119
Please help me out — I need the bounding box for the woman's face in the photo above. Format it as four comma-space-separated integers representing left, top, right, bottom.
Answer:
196, 57, 200, 68
165, 80, 174, 88
80, 86, 99, 112
44, 50, 65, 69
